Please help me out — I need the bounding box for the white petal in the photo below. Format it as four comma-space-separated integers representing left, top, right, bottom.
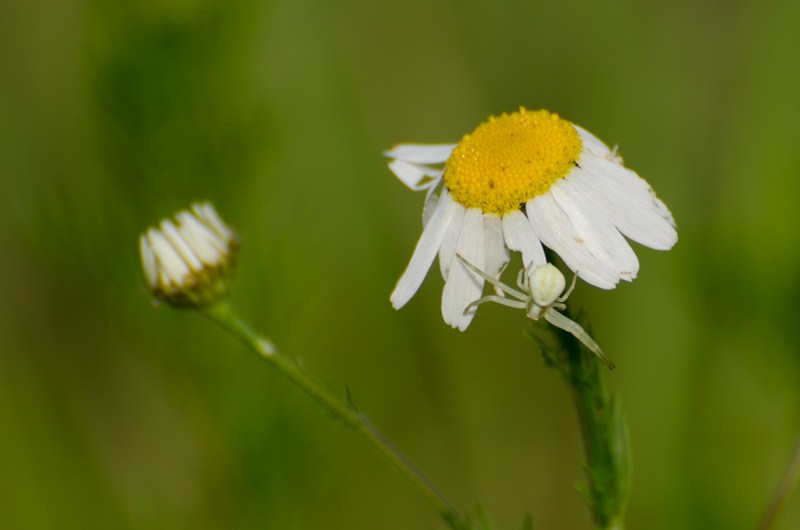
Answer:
580, 155, 677, 232
438, 203, 465, 280
502, 209, 546, 269
569, 162, 678, 250
650, 190, 677, 229
388, 159, 443, 191
148, 229, 190, 286
139, 234, 158, 288
579, 155, 655, 203
193, 203, 233, 243
550, 178, 639, 281
441, 208, 485, 331
526, 194, 620, 289
575, 126, 614, 159
390, 190, 457, 309
160, 220, 203, 272
482, 213, 509, 280
422, 182, 442, 227
384, 144, 456, 164
176, 212, 225, 265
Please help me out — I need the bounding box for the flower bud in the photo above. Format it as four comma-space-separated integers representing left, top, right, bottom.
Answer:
139, 202, 239, 307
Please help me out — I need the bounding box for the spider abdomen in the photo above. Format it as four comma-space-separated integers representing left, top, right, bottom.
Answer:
529, 263, 566, 307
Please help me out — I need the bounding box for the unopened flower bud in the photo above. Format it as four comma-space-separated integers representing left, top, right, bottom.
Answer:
139, 202, 239, 307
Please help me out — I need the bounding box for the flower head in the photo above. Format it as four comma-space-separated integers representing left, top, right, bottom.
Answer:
386, 108, 677, 330
139, 202, 239, 307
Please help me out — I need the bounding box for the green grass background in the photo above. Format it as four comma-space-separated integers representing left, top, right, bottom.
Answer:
2, 0, 799, 529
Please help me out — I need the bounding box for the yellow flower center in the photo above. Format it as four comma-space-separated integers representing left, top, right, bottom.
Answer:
443, 108, 582, 214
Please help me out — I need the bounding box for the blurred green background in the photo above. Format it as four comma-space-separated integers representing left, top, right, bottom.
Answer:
1, 0, 799, 528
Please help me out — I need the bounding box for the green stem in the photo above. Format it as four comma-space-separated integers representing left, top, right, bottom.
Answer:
199, 300, 469, 530
539, 312, 631, 530
567, 342, 629, 530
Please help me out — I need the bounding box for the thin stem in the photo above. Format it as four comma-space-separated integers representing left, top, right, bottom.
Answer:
567, 342, 629, 530
759, 435, 800, 530
538, 309, 630, 530
199, 300, 469, 530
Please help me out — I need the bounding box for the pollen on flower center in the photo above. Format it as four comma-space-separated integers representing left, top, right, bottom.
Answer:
443, 108, 582, 214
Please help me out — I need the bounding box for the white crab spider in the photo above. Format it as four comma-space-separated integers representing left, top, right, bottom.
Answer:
457, 255, 614, 370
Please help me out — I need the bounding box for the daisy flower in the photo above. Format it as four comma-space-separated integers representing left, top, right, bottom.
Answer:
140, 202, 239, 307
386, 108, 677, 330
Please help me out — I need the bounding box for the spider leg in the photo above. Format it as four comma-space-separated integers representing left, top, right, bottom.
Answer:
516, 268, 526, 291
543, 310, 615, 370
465, 295, 527, 314
558, 271, 579, 303
456, 254, 527, 300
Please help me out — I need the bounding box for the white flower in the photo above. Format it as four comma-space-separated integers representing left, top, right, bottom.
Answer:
139, 202, 239, 306
386, 108, 677, 330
